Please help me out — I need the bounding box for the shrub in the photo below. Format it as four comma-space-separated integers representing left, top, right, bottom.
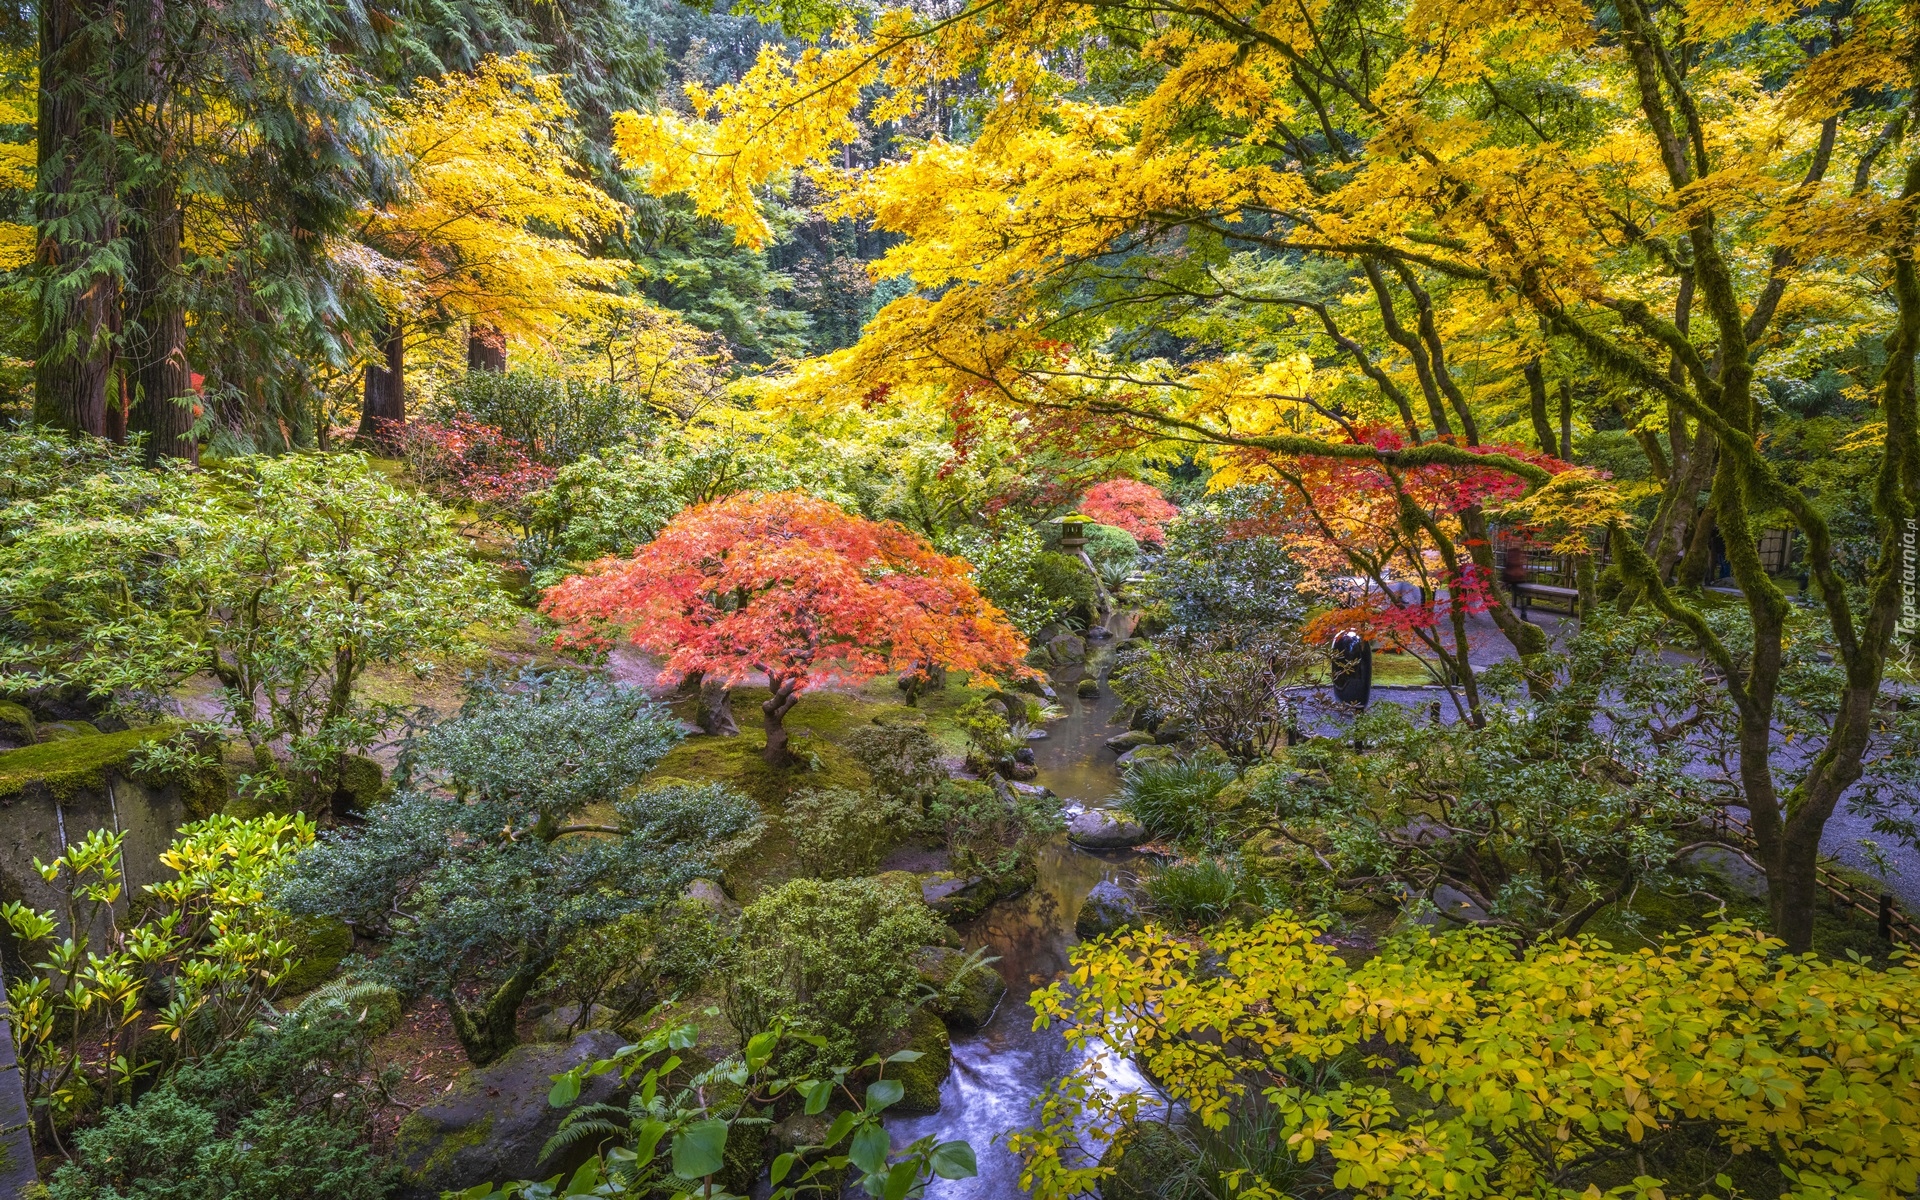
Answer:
517, 446, 684, 575
1019, 918, 1920, 1200
535, 901, 724, 1031
3, 814, 316, 1133
939, 524, 1074, 637
841, 722, 947, 806
434, 367, 655, 463
1142, 857, 1245, 928
1031, 550, 1100, 626
1117, 759, 1236, 844
0, 451, 510, 810
786, 786, 914, 879
724, 876, 947, 1071
926, 779, 1061, 878
1136, 488, 1305, 638
275, 674, 757, 1065
1111, 632, 1316, 764
45, 981, 401, 1200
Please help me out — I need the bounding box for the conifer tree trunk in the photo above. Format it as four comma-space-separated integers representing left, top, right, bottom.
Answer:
357, 315, 405, 447
127, 177, 197, 462
467, 323, 506, 372
32, 0, 116, 437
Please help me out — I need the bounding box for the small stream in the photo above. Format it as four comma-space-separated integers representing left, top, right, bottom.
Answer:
890, 655, 1153, 1197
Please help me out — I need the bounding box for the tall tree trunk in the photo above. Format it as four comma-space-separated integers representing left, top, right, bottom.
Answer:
32, 0, 116, 437
356, 314, 405, 448
126, 177, 197, 463
467, 323, 506, 373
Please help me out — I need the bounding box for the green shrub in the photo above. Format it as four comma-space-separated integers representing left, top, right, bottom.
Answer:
841, 722, 947, 805
1142, 857, 1246, 928
536, 901, 724, 1031
434, 368, 655, 463
518, 447, 684, 577
45, 983, 402, 1200
926, 779, 1062, 878
1118, 759, 1237, 843
786, 786, 913, 879
1031, 551, 1100, 626
939, 525, 1074, 636
724, 876, 946, 1071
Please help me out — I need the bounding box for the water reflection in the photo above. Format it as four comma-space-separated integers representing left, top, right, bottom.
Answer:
890, 668, 1151, 1197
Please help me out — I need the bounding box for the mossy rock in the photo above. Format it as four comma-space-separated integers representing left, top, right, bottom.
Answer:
36, 719, 101, 742
1098, 1118, 1192, 1200
279, 916, 354, 994
0, 700, 36, 749
395, 1029, 630, 1200
334, 752, 388, 814
0, 724, 179, 800
883, 1008, 951, 1115
914, 946, 1007, 1032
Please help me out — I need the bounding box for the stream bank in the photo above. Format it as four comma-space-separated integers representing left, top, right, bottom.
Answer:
889, 648, 1152, 1197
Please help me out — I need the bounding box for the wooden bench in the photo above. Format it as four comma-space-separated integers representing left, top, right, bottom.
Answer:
1513, 582, 1580, 617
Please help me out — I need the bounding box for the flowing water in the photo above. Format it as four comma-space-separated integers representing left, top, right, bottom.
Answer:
889, 657, 1153, 1197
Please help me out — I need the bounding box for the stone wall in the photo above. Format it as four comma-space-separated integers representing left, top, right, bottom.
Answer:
0, 728, 189, 942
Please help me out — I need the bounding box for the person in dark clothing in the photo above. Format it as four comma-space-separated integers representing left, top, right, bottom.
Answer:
1502, 542, 1531, 617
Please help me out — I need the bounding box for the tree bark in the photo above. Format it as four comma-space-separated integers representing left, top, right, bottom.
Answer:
356, 314, 405, 448
447, 953, 550, 1066
467, 323, 507, 373
32, 0, 116, 437
698, 675, 739, 736
125, 178, 197, 463
761, 673, 802, 767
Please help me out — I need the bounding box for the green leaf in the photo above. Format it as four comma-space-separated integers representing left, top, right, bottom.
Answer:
882, 1159, 921, 1200
800, 1079, 832, 1116
562, 1158, 603, 1195
745, 1030, 779, 1070
823, 1110, 857, 1148
929, 1140, 977, 1180
848, 1122, 891, 1175
770, 1152, 795, 1185
633, 1117, 670, 1165
885, 1049, 924, 1064
671, 1119, 731, 1180
548, 1070, 582, 1108
865, 1078, 904, 1112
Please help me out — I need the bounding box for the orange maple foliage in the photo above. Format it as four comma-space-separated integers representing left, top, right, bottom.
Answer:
539, 491, 1030, 764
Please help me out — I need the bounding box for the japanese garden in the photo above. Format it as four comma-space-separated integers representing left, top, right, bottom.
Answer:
2, 1, 1919, 1198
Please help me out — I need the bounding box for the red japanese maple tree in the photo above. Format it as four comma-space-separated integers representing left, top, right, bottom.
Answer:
1078, 479, 1179, 545
540, 491, 1031, 765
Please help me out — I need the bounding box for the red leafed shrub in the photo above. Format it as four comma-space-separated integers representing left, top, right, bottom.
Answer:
391, 416, 555, 524
540, 491, 1031, 765
1079, 479, 1178, 545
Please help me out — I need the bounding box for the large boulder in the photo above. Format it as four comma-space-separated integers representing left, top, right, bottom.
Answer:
1104, 730, 1155, 753
394, 1028, 630, 1199
921, 862, 1036, 921
1046, 633, 1087, 665
1065, 807, 1147, 850
915, 946, 1008, 1032
1115, 744, 1179, 771
1075, 880, 1142, 939
883, 1008, 952, 1115
1076, 677, 1100, 699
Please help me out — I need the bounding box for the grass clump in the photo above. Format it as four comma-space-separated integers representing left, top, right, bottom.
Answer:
1118, 758, 1236, 844
1142, 857, 1247, 928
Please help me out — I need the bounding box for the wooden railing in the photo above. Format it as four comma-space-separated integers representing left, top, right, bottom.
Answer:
1704, 808, 1920, 948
